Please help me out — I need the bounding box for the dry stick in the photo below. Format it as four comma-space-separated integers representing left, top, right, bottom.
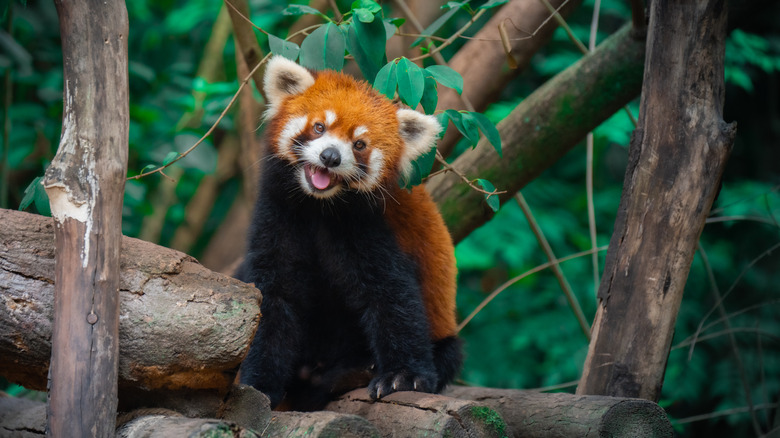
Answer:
697, 244, 763, 435
672, 403, 779, 426
515, 192, 590, 340
457, 245, 608, 332
673, 299, 780, 347
409, 6, 488, 63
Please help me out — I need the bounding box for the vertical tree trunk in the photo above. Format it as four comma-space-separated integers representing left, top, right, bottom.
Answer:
576, 0, 735, 401
43, 1, 129, 436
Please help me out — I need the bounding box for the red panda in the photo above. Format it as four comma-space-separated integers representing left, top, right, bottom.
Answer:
237, 56, 461, 410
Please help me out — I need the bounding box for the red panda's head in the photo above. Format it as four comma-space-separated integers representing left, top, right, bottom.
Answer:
263, 56, 441, 199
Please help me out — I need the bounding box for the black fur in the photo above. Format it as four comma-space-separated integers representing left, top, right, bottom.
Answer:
237, 156, 457, 410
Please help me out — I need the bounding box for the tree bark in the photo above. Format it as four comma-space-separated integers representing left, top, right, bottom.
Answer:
325, 389, 509, 437
0, 209, 261, 408
576, 0, 735, 401
428, 23, 646, 243
447, 387, 673, 438
42, 2, 129, 436
435, 0, 583, 159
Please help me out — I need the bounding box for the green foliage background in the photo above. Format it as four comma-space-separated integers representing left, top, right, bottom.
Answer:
2, 1, 780, 436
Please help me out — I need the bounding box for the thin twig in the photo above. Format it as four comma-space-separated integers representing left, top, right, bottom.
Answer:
516, 193, 590, 340
586, 0, 601, 297
457, 245, 609, 333
128, 52, 271, 181
696, 244, 763, 436
223, 0, 269, 35
434, 152, 505, 197
672, 403, 779, 425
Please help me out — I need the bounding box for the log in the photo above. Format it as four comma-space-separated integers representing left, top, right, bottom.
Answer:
447, 387, 673, 438
428, 23, 646, 243
44, 1, 130, 435
326, 389, 508, 437
576, 0, 735, 401
0, 209, 261, 413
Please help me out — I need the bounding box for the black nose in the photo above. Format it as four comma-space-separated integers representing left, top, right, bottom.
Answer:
319, 147, 341, 168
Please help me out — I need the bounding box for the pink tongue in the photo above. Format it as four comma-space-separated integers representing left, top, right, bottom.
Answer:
311, 168, 332, 190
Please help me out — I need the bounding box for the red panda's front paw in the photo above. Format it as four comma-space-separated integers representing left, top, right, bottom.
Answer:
368, 370, 437, 400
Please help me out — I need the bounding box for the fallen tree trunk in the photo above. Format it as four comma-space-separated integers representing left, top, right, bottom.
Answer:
448, 386, 673, 437
0, 208, 261, 413
428, 23, 646, 243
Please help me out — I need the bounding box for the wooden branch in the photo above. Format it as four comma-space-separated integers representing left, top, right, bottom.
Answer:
225, 0, 266, 97
1, 385, 672, 437
576, 0, 735, 401
448, 387, 673, 437
435, 0, 583, 159
0, 209, 261, 405
43, 2, 129, 435
325, 389, 509, 437
428, 23, 646, 243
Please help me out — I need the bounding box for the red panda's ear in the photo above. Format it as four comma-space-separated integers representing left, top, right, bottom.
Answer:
397, 109, 442, 177
264, 56, 315, 115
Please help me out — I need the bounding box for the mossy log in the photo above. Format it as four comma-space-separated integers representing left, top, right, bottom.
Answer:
448, 386, 673, 437
0, 209, 261, 414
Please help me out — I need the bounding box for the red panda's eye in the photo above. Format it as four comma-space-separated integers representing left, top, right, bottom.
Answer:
353, 140, 366, 151
313, 122, 325, 134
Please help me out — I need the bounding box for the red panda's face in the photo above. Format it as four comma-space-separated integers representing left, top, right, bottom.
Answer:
263, 57, 441, 199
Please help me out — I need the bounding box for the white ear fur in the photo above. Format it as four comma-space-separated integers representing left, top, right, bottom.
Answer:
264, 56, 316, 117
396, 108, 442, 177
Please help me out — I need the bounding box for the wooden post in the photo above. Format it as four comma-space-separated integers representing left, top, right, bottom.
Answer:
44, 1, 129, 436
576, 0, 735, 401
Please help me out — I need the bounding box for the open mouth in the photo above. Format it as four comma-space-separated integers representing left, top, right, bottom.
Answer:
303, 164, 342, 192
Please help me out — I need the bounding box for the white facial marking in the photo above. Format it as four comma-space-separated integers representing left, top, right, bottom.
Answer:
277, 116, 308, 160
354, 125, 368, 137
325, 110, 337, 126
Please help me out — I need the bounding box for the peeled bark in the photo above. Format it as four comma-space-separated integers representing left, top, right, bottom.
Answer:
0, 209, 261, 404
577, 0, 735, 401
43, 1, 129, 435
428, 23, 646, 243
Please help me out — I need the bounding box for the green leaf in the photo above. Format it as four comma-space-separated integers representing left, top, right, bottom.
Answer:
346, 23, 383, 82
471, 111, 502, 157
435, 112, 450, 135
19, 176, 51, 217
396, 57, 425, 109
373, 60, 397, 97
478, 0, 509, 9
419, 76, 438, 115
388, 17, 406, 28
458, 111, 481, 147
411, 1, 468, 47
399, 146, 437, 190
353, 13, 386, 65
300, 23, 346, 71
139, 164, 156, 174
476, 178, 500, 212
268, 34, 300, 61
425, 65, 463, 94
353, 8, 375, 22
162, 151, 180, 166
351, 0, 382, 13
283, 4, 328, 19
444, 109, 479, 145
